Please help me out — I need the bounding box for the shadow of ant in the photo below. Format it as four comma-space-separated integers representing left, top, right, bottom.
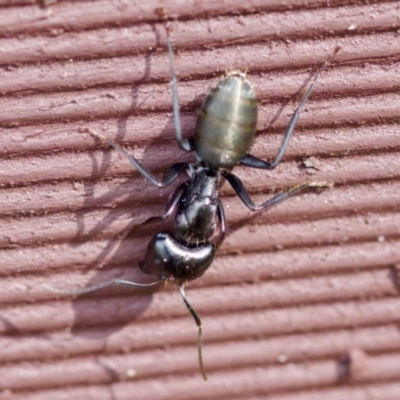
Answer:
61, 25, 169, 343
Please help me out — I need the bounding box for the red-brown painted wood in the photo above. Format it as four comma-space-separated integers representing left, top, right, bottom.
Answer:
1, 0, 400, 399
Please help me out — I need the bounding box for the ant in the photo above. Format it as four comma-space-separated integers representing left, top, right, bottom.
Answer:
44, 21, 339, 380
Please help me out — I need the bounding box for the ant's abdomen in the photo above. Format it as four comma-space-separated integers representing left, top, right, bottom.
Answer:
139, 231, 215, 283
195, 71, 258, 170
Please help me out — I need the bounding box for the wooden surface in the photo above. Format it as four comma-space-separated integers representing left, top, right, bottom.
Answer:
1, 0, 400, 399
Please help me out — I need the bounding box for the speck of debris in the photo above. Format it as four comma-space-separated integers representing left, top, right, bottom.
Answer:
126, 368, 137, 379
278, 354, 287, 363
338, 348, 368, 381
302, 156, 321, 173
377, 235, 386, 242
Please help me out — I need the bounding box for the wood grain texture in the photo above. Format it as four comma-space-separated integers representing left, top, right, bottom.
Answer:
1, 0, 400, 399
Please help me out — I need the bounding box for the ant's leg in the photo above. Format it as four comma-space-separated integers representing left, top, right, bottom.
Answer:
240, 47, 340, 170
166, 24, 196, 152
43, 278, 162, 296
215, 200, 226, 249
84, 128, 188, 188
223, 171, 331, 212
179, 285, 207, 380
142, 181, 189, 225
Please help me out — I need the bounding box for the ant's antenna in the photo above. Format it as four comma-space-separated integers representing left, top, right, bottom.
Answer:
43, 278, 162, 296
179, 285, 207, 380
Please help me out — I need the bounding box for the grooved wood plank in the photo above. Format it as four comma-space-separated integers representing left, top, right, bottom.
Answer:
1, 0, 400, 398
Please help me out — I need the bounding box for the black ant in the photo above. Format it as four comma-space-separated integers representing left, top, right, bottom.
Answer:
44, 21, 339, 380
